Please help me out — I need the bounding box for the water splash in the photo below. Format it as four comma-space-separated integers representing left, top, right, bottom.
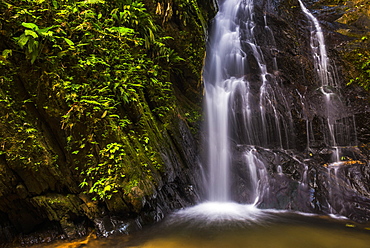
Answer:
169, 202, 266, 226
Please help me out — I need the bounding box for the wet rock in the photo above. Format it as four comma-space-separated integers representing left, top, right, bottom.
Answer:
29, 194, 88, 239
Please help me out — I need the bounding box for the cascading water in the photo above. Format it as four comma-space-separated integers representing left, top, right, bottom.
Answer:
296, 0, 360, 215
204, 0, 293, 204
159, 0, 369, 231
298, 0, 357, 163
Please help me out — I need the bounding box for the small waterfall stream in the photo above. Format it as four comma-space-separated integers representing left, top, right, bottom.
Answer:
298, 0, 357, 163
298, 0, 360, 215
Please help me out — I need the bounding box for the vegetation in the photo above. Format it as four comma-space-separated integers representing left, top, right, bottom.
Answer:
317, 0, 370, 90
335, 0, 370, 90
0, 0, 207, 205
344, 37, 370, 91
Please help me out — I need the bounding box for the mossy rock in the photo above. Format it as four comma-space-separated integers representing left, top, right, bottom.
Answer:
30, 194, 82, 222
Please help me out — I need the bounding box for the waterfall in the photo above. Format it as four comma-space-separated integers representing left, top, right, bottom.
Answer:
204, 0, 293, 203
297, 0, 361, 216
298, 0, 357, 163
202, 0, 362, 217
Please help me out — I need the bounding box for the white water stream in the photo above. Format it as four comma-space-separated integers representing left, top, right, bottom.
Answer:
298, 0, 339, 162
204, 0, 288, 204
298, 0, 357, 163
297, 0, 360, 215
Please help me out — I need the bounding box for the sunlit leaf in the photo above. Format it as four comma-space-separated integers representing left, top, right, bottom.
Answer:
79, 0, 105, 5
17, 34, 29, 48
25, 30, 38, 39
22, 22, 39, 30
63, 37, 75, 46
104, 185, 112, 192
2, 49, 12, 58
37, 26, 56, 36
108, 26, 134, 35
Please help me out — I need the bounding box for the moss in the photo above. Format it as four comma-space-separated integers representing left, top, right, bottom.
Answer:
332, 1, 370, 90
309, 1, 370, 90
30, 194, 82, 221
337, 4, 370, 31
341, 41, 370, 90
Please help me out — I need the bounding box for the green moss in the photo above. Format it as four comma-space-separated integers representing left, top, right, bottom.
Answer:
342, 39, 370, 91
31, 194, 82, 221
330, 1, 370, 90
310, 1, 370, 90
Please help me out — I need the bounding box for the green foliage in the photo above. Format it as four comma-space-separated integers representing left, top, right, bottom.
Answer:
15, 22, 57, 63
80, 142, 126, 200
175, 0, 207, 32
0, 84, 56, 171
0, 0, 196, 201
0, 0, 208, 207
345, 36, 370, 91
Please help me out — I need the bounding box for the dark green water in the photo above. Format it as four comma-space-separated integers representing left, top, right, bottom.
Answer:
34, 204, 370, 248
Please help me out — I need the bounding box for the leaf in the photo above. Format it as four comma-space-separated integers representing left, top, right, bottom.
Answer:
37, 26, 56, 36
52, 0, 59, 8
22, 22, 39, 30
76, 43, 90, 48
28, 39, 39, 54
80, 99, 101, 105
25, 29, 38, 38
79, 181, 88, 188
85, 0, 105, 3
25, 128, 37, 133
17, 34, 30, 48
2, 49, 12, 58
63, 37, 75, 46
128, 83, 144, 88
108, 27, 134, 35
30, 52, 38, 64
104, 185, 112, 192
79, 0, 105, 5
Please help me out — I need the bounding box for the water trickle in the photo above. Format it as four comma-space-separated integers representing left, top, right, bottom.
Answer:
298, 0, 360, 216
298, 0, 357, 163
243, 148, 269, 204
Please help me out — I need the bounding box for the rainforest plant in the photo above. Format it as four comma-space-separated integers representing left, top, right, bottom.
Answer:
0, 0, 199, 201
